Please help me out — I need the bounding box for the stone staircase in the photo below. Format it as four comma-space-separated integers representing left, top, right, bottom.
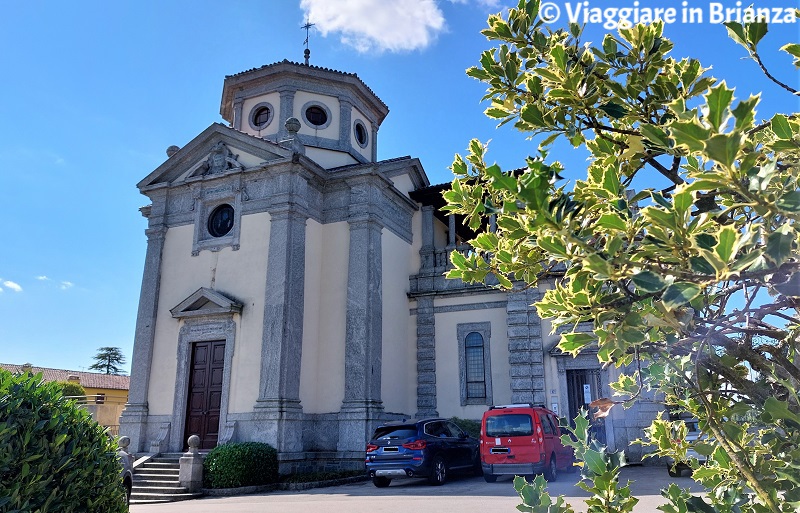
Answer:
130, 455, 203, 504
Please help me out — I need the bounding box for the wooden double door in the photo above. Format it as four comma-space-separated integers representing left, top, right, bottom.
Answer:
184, 340, 225, 450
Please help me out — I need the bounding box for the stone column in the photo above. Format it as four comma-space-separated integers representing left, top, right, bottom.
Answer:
179, 435, 204, 492
120, 219, 166, 453
415, 295, 438, 417
338, 196, 384, 452
506, 283, 546, 405
253, 202, 307, 454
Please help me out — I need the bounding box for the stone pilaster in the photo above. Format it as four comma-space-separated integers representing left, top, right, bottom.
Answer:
506, 284, 546, 405
370, 125, 378, 162
339, 98, 353, 148
277, 89, 296, 141
253, 202, 307, 454
120, 220, 166, 453
415, 295, 438, 417
338, 200, 384, 452
232, 99, 244, 131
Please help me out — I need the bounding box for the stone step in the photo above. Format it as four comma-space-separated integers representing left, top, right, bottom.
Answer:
132, 485, 190, 494
136, 467, 180, 475
134, 478, 181, 486
130, 491, 203, 504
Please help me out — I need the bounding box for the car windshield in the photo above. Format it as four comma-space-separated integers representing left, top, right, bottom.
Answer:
373, 426, 418, 441
485, 414, 533, 437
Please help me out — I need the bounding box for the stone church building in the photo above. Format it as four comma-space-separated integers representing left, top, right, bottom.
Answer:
120, 59, 658, 470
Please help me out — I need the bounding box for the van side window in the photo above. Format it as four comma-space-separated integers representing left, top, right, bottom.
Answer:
538, 412, 553, 435
548, 414, 560, 434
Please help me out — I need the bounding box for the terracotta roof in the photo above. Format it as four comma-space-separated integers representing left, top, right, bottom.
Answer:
225, 59, 388, 110
0, 363, 130, 390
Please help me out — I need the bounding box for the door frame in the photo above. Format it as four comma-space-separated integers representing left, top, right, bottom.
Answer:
170, 317, 236, 452
554, 351, 616, 450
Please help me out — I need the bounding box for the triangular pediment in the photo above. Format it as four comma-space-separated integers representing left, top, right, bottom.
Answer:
170, 287, 243, 319
138, 123, 292, 190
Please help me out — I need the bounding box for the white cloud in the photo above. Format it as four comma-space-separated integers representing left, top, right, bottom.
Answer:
2, 280, 23, 292
60, 281, 74, 290
36, 275, 50, 281
300, 0, 446, 53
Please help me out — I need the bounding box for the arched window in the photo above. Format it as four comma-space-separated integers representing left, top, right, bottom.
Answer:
458, 322, 492, 405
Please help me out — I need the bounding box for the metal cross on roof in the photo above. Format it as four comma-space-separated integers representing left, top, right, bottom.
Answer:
302, 20, 315, 65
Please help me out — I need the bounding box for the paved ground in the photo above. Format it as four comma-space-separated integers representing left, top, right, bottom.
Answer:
131, 465, 705, 513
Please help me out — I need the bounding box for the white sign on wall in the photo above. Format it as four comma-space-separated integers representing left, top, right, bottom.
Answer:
583, 384, 592, 404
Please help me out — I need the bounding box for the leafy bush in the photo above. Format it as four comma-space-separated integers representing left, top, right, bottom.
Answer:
55, 381, 86, 398
0, 369, 126, 512
203, 442, 278, 488
450, 417, 481, 438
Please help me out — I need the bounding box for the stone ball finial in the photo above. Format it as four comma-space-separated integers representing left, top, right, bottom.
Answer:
285, 117, 301, 134
187, 435, 201, 449
166, 145, 181, 158
118, 436, 131, 450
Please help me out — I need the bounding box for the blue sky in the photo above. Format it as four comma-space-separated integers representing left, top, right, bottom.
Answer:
1, 0, 797, 374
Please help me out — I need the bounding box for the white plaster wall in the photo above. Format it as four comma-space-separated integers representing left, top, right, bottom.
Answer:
433, 217, 448, 249
349, 106, 373, 161
240, 92, 281, 138
294, 91, 340, 140
305, 147, 358, 169
433, 296, 509, 420
299, 220, 349, 413
217, 212, 270, 412
147, 212, 270, 415
390, 174, 415, 197
381, 229, 415, 414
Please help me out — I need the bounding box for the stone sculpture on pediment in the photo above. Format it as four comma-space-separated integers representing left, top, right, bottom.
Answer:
200, 142, 244, 175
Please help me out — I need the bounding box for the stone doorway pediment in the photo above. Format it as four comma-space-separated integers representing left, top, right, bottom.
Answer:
170, 287, 242, 319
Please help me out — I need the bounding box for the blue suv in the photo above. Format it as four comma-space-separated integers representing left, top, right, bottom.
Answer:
365, 418, 480, 487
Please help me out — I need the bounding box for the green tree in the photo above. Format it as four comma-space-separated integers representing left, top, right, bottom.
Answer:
56, 380, 86, 398
445, 1, 800, 511
89, 347, 127, 375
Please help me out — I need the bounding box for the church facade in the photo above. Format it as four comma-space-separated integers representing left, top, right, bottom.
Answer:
120, 60, 659, 471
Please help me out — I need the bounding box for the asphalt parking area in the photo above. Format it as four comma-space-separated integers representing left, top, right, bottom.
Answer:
131, 465, 706, 513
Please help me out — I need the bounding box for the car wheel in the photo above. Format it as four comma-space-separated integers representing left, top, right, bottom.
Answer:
124, 480, 131, 507
372, 476, 391, 488
472, 456, 483, 477
544, 454, 557, 481
483, 473, 497, 483
668, 465, 683, 478
428, 455, 447, 485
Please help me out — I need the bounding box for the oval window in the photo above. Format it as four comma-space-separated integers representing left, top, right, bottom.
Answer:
305, 105, 328, 126
252, 106, 271, 128
208, 204, 234, 238
354, 121, 368, 147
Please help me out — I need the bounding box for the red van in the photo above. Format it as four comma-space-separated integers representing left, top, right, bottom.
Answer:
480, 404, 574, 482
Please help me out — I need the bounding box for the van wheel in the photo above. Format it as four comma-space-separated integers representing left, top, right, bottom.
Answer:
544, 455, 557, 481
428, 455, 447, 485
483, 473, 497, 483
372, 476, 391, 487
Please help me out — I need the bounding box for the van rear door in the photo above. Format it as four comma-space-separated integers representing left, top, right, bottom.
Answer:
482, 411, 544, 465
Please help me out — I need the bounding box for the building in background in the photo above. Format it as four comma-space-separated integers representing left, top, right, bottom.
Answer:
1, 363, 129, 435
121, 59, 659, 471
